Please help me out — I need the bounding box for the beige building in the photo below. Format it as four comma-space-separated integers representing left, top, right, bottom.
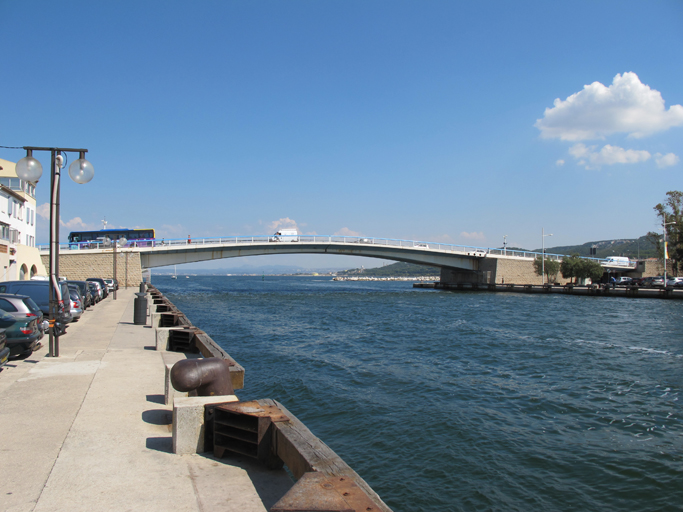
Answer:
0, 158, 47, 280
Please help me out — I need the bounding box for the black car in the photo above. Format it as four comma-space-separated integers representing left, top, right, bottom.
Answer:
87, 281, 100, 304
0, 294, 43, 357
0, 281, 71, 335
67, 280, 93, 309
86, 278, 109, 299
0, 330, 9, 368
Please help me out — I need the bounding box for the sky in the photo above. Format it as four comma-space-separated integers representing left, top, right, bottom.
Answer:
1, 0, 682, 270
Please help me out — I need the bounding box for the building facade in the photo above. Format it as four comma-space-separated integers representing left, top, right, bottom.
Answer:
0, 158, 46, 280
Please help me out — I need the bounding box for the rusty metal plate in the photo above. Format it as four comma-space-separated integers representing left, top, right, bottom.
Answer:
216, 401, 289, 422
271, 472, 379, 512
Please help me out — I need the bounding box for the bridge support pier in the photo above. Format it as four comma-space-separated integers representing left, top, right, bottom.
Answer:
440, 267, 491, 285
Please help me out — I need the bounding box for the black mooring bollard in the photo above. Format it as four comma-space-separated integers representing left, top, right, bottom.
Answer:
170, 358, 235, 396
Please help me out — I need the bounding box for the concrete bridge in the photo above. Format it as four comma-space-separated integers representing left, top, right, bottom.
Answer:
41, 235, 639, 285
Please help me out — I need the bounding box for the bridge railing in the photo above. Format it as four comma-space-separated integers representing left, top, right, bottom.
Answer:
38, 235, 607, 263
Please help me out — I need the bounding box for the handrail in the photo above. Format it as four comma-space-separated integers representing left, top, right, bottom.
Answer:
37, 235, 612, 263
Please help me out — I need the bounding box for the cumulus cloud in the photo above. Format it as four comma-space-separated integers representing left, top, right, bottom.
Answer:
432, 234, 454, 243
536, 72, 683, 140
334, 227, 360, 237
36, 203, 50, 219
460, 231, 485, 241
569, 143, 651, 169
36, 203, 93, 229
266, 217, 298, 233
556, 159, 565, 166
655, 152, 680, 169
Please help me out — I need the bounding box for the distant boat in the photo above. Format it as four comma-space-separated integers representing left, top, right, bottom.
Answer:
185, 275, 189, 279
171, 265, 177, 279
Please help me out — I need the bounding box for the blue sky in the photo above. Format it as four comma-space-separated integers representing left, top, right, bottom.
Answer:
1, 0, 682, 269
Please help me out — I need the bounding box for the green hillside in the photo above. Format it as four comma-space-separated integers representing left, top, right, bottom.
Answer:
539, 235, 659, 259
337, 261, 440, 277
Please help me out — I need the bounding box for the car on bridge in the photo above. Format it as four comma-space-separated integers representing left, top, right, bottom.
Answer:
269, 230, 299, 242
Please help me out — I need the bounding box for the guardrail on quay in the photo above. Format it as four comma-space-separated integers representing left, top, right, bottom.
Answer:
145, 284, 392, 512
415, 281, 683, 299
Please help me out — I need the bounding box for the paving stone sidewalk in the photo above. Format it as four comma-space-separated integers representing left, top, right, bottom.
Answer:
0, 288, 291, 512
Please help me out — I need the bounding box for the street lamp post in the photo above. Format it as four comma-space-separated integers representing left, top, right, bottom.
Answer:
542, 228, 553, 285
503, 235, 508, 256
663, 221, 676, 287
15, 147, 94, 357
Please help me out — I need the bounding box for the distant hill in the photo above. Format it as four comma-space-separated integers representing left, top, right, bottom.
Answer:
538, 235, 658, 259
336, 261, 440, 277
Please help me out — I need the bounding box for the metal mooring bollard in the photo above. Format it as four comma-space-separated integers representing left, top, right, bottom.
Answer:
170, 358, 235, 396
139, 282, 146, 294
133, 293, 148, 325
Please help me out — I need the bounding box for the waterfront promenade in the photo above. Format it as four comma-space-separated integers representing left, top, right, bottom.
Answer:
0, 288, 292, 512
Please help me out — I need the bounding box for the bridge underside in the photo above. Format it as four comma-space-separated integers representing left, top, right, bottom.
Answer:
138, 242, 479, 272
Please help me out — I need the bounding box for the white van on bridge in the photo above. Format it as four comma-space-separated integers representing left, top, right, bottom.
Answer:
269, 229, 299, 242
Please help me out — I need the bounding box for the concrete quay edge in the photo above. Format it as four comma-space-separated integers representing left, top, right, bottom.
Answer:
0, 287, 292, 512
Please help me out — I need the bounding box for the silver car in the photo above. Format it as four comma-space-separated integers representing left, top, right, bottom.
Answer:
68, 286, 84, 321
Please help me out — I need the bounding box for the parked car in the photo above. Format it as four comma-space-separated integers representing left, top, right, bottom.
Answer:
86, 281, 102, 304
614, 277, 633, 286
651, 276, 666, 288
104, 278, 118, 292
666, 277, 683, 288
88, 281, 104, 302
0, 294, 43, 357
0, 330, 9, 368
67, 285, 84, 321
67, 280, 93, 309
636, 277, 655, 288
0, 281, 72, 335
86, 278, 109, 299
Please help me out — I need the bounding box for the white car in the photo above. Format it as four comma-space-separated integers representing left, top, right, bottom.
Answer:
666, 277, 683, 287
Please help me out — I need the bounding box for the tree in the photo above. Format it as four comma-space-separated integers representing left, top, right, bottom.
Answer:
581, 260, 605, 282
560, 254, 604, 284
534, 256, 560, 283
649, 191, 683, 275
560, 254, 581, 283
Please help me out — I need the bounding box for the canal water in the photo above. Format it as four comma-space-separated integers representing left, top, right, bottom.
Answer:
154, 275, 682, 512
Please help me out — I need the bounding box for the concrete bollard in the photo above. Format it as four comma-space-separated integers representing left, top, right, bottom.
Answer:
172, 395, 238, 454
165, 363, 188, 405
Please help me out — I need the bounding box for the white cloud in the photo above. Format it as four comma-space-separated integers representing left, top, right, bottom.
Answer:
334, 227, 360, 237
460, 231, 485, 241
266, 217, 298, 233
36, 203, 94, 229
556, 159, 565, 166
655, 152, 680, 169
432, 234, 454, 243
536, 72, 683, 140
61, 217, 89, 229
569, 143, 651, 169
36, 203, 50, 219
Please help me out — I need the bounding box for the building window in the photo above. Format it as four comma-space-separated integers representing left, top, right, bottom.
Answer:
0, 223, 9, 241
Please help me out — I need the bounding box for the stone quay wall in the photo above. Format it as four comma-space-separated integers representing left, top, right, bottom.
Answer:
40, 251, 143, 287
441, 256, 669, 286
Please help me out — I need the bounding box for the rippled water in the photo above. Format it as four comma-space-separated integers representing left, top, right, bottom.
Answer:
155, 275, 683, 512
